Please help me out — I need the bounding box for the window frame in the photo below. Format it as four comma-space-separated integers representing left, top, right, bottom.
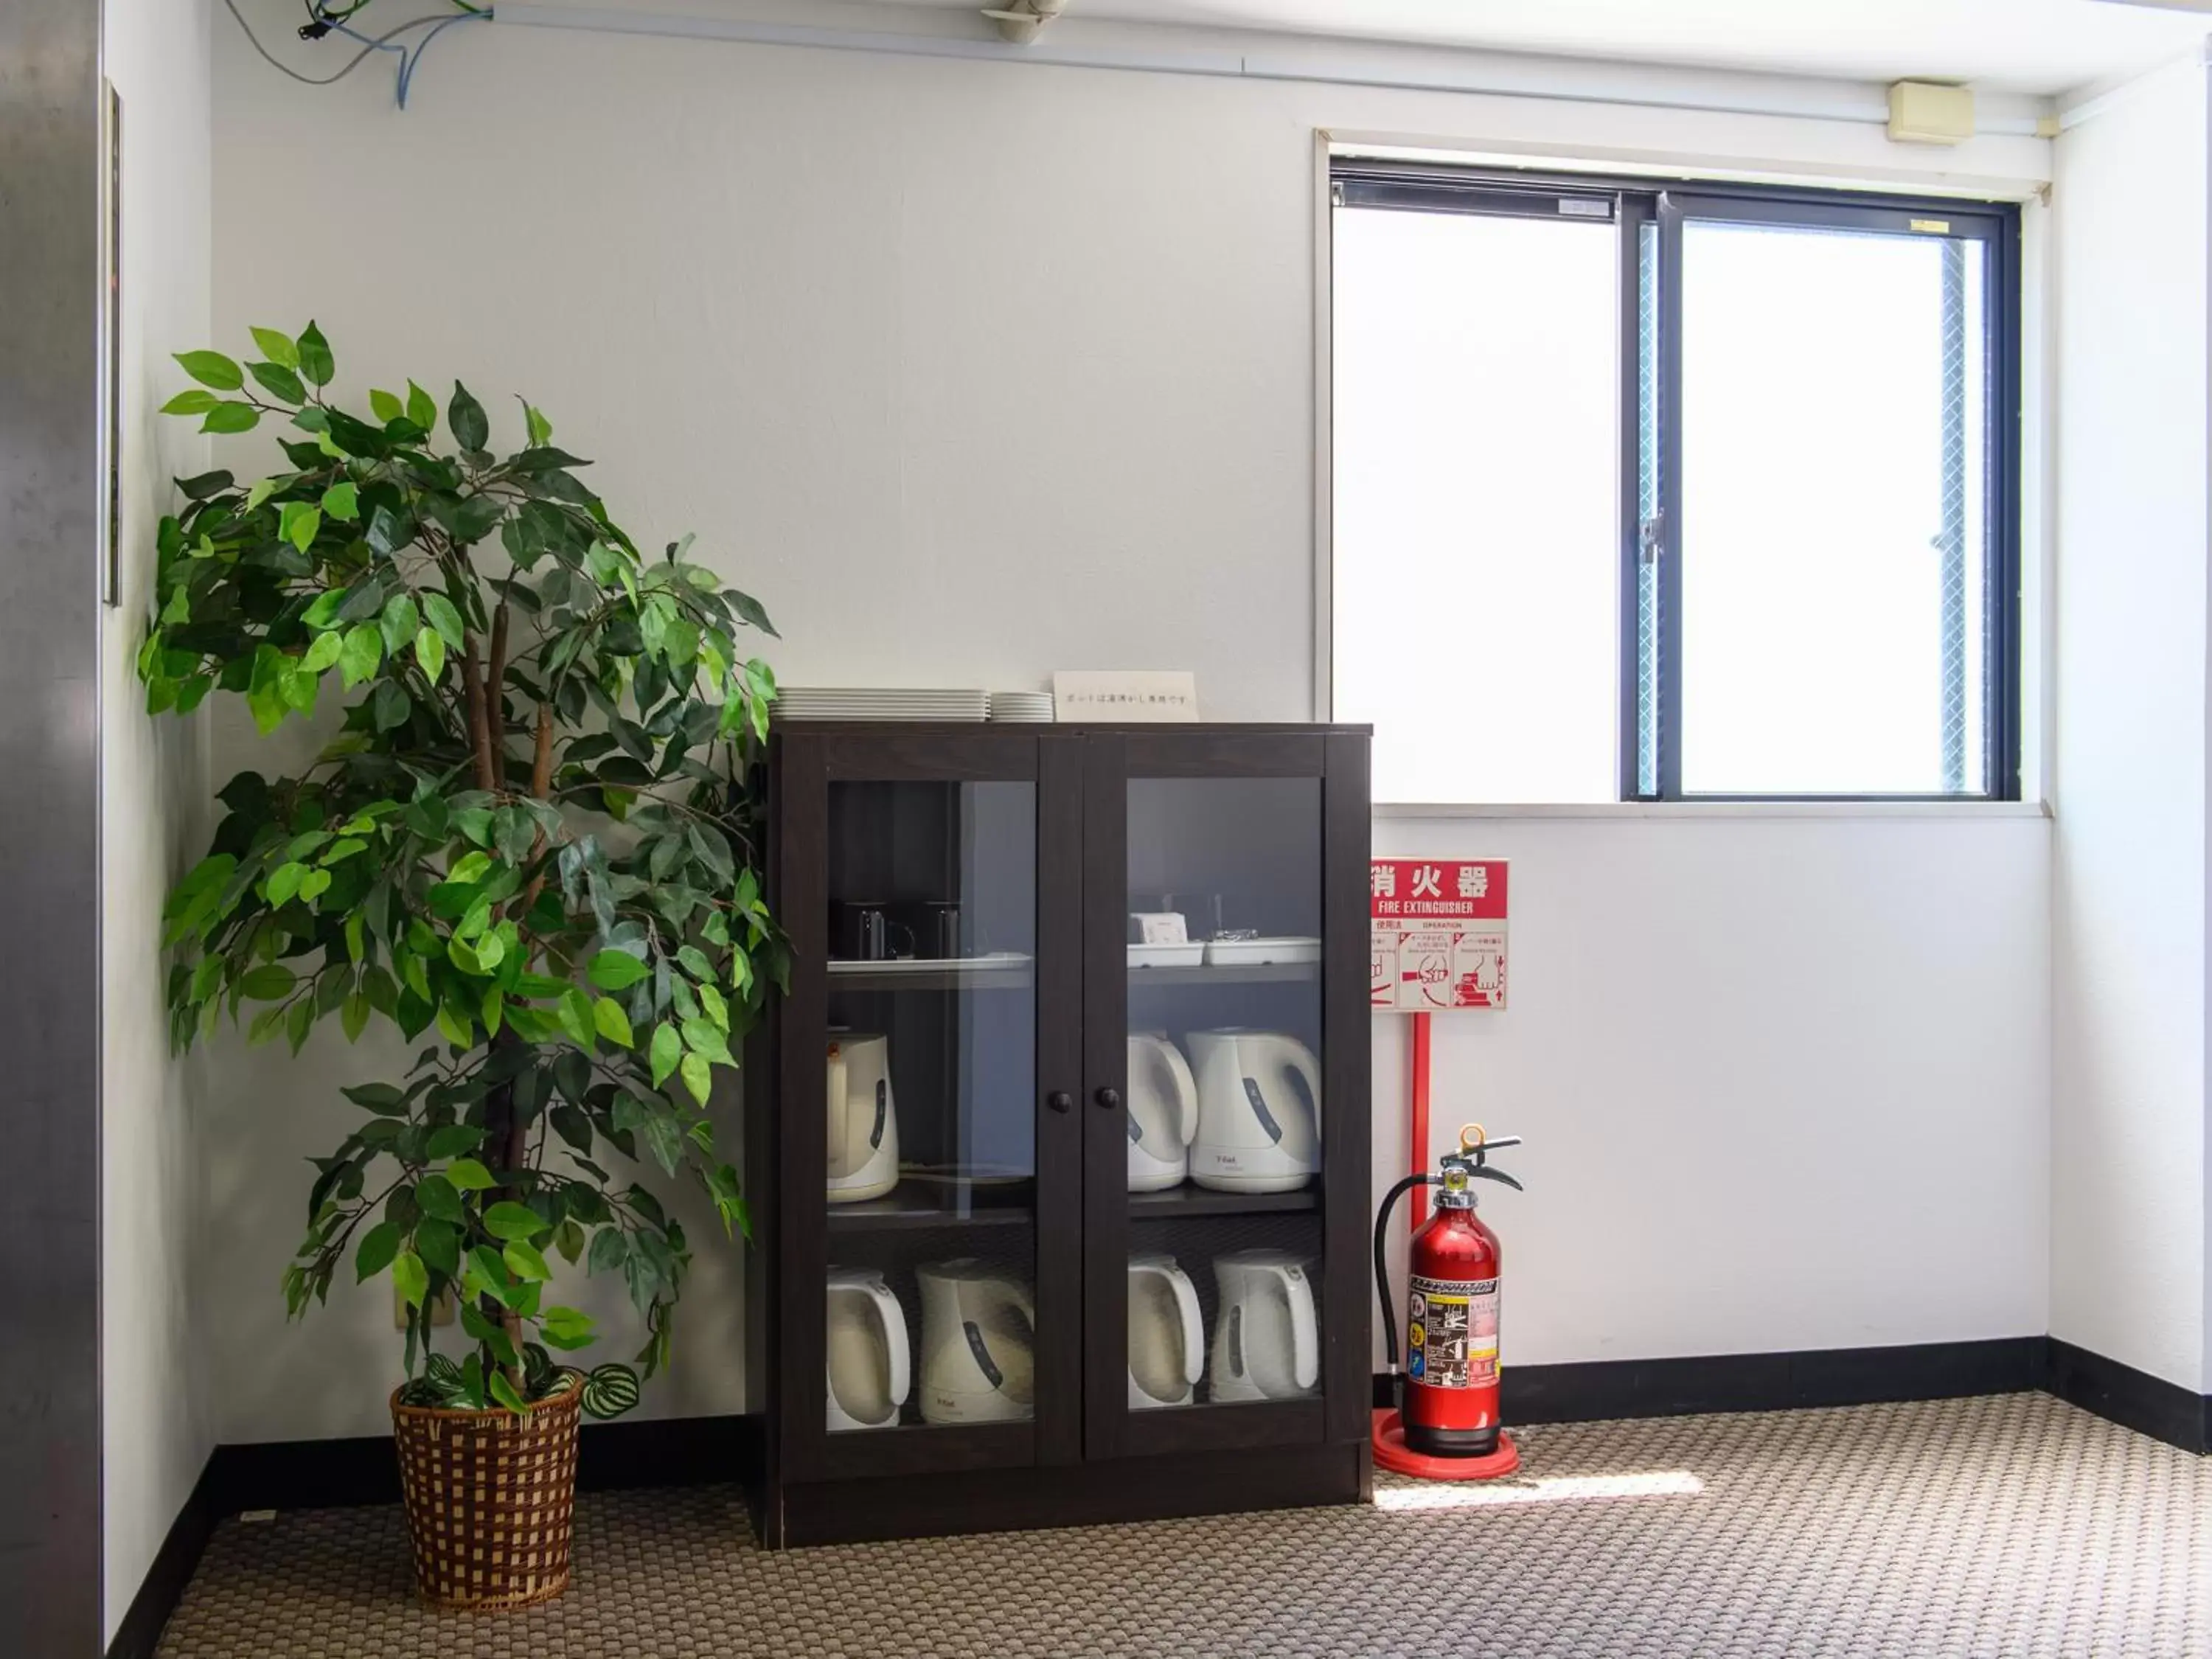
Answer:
1328, 161, 2023, 804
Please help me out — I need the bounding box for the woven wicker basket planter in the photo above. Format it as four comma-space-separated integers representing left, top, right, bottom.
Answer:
391, 1374, 584, 1610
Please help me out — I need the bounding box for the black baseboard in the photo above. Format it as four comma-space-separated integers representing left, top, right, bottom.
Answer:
106, 1459, 222, 1659
1375, 1334, 2212, 1457
2045, 1338, 2211, 1455
1375, 1336, 2045, 1422
105, 1413, 764, 1659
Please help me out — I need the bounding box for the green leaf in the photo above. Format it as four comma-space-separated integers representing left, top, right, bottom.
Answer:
588, 950, 650, 991
371, 680, 409, 731
649, 1022, 682, 1088
321, 481, 359, 521
449, 381, 489, 451
680, 1050, 712, 1106
238, 964, 296, 1001
280, 501, 321, 553
415, 1217, 459, 1276
637, 1111, 683, 1177
296, 321, 335, 387
524, 403, 552, 447
391, 1250, 428, 1309
175, 350, 243, 391
434, 997, 472, 1047
248, 360, 306, 405
503, 1239, 552, 1282
341, 991, 370, 1042
483, 1201, 543, 1242
354, 1221, 401, 1281
251, 326, 300, 369
445, 1157, 495, 1192
338, 623, 383, 688
414, 626, 446, 684
557, 987, 595, 1050
486, 1370, 528, 1414
587, 1227, 628, 1276
299, 630, 344, 674
681, 1018, 733, 1065
580, 1363, 641, 1420
159, 389, 219, 416
592, 997, 634, 1048
425, 1124, 481, 1161
265, 862, 307, 905
415, 1175, 462, 1221
407, 380, 437, 433
201, 402, 259, 435
420, 591, 465, 650
368, 388, 403, 424
341, 1080, 406, 1112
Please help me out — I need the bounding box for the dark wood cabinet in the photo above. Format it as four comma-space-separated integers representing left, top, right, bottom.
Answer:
743, 723, 1371, 1545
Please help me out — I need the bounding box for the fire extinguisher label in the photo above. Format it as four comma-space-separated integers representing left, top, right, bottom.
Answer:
1408, 1276, 1500, 1390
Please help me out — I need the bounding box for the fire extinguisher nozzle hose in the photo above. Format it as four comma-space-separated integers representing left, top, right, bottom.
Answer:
1373, 1172, 1433, 1372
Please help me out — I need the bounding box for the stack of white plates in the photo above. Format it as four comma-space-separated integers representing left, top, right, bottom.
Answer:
776, 687, 990, 722
987, 691, 1054, 723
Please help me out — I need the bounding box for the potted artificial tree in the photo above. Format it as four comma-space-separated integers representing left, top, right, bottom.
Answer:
142, 323, 783, 1608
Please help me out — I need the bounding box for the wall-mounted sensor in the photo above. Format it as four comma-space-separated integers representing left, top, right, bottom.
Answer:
984, 0, 1068, 45
1887, 80, 1976, 145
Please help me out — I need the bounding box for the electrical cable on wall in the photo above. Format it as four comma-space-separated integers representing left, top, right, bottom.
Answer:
222, 0, 488, 107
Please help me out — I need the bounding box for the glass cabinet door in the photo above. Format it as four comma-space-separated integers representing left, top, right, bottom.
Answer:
779, 733, 1080, 1482
1083, 732, 1368, 1460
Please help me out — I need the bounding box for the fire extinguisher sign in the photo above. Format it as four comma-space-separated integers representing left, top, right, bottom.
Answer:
1371, 859, 1507, 1012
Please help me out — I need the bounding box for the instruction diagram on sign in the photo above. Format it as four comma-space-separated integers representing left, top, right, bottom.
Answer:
1371, 858, 1508, 1011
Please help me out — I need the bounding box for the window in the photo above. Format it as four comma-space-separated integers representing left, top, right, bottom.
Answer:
1329, 166, 2020, 803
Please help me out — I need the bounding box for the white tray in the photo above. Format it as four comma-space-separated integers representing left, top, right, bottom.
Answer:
1127, 941, 1206, 969
827, 951, 1032, 975
1203, 936, 1321, 967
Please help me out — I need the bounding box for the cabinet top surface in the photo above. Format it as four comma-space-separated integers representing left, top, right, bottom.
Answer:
768, 720, 1374, 738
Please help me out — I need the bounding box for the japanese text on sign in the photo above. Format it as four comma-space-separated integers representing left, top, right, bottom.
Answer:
1371, 858, 1507, 1011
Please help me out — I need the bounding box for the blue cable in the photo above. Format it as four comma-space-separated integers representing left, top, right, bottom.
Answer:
318, 3, 490, 109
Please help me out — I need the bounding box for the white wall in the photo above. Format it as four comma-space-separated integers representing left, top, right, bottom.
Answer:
102, 0, 215, 1639
204, 7, 2055, 1438
1372, 813, 2051, 1365
2048, 55, 2211, 1395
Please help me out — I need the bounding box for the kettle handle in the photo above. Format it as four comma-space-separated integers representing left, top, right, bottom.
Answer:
1136, 1034, 1200, 1147
1267, 1263, 1319, 1391
1169, 1267, 1203, 1385
863, 1279, 911, 1408
1132, 1260, 1205, 1386
1276, 1037, 1322, 1134
825, 1046, 849, 1172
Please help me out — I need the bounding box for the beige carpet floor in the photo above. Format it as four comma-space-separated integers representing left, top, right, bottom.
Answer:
156, 1393, 2209, 1658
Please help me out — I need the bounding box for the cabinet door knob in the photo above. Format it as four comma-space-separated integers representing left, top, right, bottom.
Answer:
1047, 1091, 1073, 1113
1095, 1087, 1121, 1111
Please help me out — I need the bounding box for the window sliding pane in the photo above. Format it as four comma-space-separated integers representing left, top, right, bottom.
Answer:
1677, 220, 1989, 795
1332, 206, 1619, 804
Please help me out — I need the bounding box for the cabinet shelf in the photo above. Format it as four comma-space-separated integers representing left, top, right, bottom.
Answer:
1125, 961, 1318, 987
1127, 1184, 1321, 1219
828, 955, 1033, 992
826, 1181, 1035, 1234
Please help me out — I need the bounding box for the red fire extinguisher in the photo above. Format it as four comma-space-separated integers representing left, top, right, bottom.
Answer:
1374, 1126, 1523, 1469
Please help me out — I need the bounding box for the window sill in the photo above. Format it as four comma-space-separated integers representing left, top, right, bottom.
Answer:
1373, 799, 2051, 820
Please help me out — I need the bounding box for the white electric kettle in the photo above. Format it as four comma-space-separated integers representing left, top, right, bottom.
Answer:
917, 1260, 1035, 1424
1127, 1253, 1203, 1409
825, 1267, 911, 1432
1188, 1029, 1321, 1193
1209, 1250, 1318, 1402
827, 1034, 900, 1203
1126, 1032, 1199, 1192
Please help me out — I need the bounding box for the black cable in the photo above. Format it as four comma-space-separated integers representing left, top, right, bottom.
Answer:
223, 0, 461, 86
1372, 1172, 1430, 1373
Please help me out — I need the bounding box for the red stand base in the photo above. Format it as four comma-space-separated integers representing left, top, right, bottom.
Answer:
1371, 1408, 1522, 1481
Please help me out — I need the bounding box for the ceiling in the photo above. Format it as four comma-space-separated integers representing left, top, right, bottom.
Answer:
863, 0, 2212, 96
